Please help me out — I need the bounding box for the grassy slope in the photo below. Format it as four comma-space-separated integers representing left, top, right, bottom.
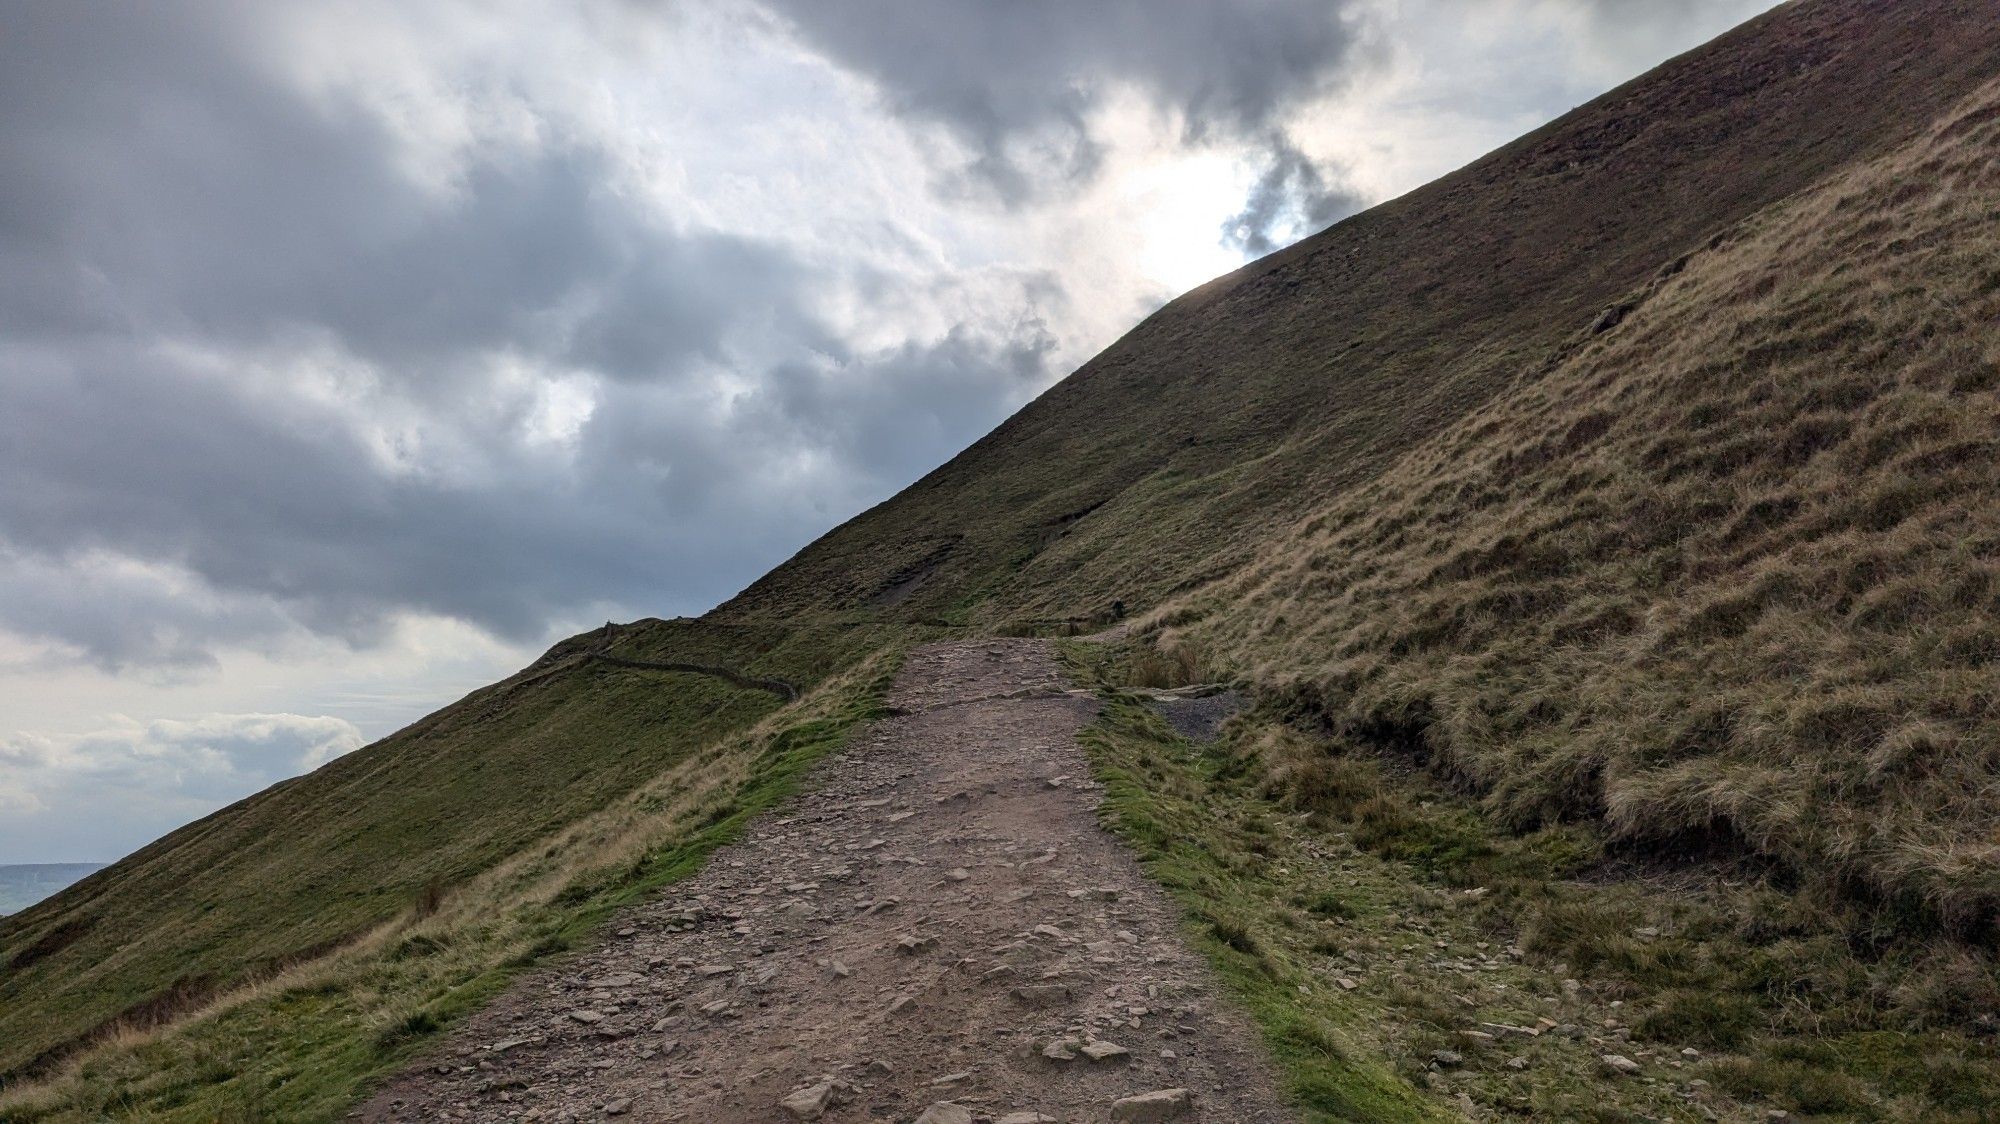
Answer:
1069, 641, 2000, 1122
714, 0, 2000, 927
724, 0, 2000, 629
3, 673, 766, 1069
0, 617, 906, 1099
1, 639, 901, 1121
1178, 70, 2000, 924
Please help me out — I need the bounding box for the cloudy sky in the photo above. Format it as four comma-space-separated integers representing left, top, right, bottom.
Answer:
0, 0, 1777, 864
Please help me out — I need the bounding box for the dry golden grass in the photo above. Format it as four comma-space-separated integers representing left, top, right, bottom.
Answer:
1126, 638, 1217, 689
1158, 77, 2000, 928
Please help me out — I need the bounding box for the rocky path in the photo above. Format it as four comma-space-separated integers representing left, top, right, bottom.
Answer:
363, 639, 1293, 1123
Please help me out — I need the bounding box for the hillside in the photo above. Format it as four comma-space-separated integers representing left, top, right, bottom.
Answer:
6, 0, 2000, 1119
1191, 81, 2000, 924
724, 0, 1999, 628
726, 0, 2000, 924
0, 617, 909, 1103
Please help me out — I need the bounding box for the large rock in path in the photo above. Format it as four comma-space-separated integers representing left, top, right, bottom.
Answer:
1110, 1088, 1193, 1122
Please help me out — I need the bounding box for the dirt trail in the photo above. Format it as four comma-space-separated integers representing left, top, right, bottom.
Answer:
364, 639, 1292, 1123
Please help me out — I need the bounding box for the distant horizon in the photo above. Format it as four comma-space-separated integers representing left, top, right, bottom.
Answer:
1, 860, 110, 869
0, 862, 107, 915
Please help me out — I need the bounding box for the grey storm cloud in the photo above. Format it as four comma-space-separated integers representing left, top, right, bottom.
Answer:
0, 0, 1057, 671
0, 3, 820, 386
5, 0, 1730, 676
762, 0, 1373, 244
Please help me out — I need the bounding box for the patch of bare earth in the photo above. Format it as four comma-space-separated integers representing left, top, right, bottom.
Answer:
362, 639, 1292, 1123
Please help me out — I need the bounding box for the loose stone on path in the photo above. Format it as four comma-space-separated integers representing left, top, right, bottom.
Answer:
360, 639, 1292, 1123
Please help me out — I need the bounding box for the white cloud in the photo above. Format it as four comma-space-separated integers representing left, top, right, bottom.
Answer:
0, 713, 363, 863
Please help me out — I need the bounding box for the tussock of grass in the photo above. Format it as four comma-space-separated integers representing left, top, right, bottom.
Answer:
1126, 639, 1218, 689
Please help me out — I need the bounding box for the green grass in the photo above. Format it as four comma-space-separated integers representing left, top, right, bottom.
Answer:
2, 660, 760, 1069
1078, 694, 1447, 1123
1065, 640, 2000, 1122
